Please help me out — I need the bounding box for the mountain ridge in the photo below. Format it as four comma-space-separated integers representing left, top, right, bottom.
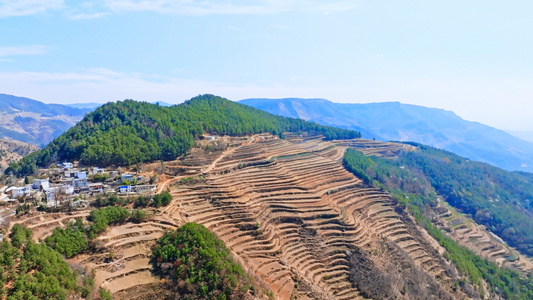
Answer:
240, 98, 533, 172
0, 94, 92, 147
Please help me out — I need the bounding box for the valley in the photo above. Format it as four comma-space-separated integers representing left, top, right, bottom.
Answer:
433, 202, 533, 274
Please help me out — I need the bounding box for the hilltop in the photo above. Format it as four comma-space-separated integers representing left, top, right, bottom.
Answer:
0, 94, 92, 147
6, 95, 359, 176
240, 98, 533, 172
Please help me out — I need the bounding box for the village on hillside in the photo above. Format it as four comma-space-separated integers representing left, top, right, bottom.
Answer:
0, 161, 157, 213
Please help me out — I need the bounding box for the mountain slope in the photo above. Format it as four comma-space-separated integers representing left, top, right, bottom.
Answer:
0, 94, 92, 146
240, 98, 533, 172
343, 147, 533, 298
6, 94, 359, 176
6, 112, 530, 298
9, 135, 474, 299
0, 138, 39, 171
344, 142, 533, 256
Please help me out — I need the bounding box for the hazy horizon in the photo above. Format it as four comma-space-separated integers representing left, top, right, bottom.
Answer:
2, 0, 533, 131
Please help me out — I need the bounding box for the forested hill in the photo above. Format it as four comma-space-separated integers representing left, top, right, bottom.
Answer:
344, 143, 533, 257
6, 94, 359, 176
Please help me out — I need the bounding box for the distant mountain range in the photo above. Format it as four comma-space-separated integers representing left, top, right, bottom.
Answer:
0, 94, 92, 147
65, 102, 103, 110
240, 98, 533, 172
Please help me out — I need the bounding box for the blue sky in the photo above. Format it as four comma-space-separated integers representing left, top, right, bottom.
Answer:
1, 0, 533, 131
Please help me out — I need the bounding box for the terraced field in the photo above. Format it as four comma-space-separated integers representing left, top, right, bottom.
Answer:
8, 210, 91, 240
165, 136, 454, 299
7, 135, 461, 299
332, 139, 416, 158
7, 210, 181, 297
83, 216, 180, 295
434, 202, 533, 274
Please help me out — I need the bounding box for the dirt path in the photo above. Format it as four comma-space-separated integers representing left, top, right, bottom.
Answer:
156, 175, 186, 194
201, 135, 256, 174
26, 212, 90, 229
156, 136, 257, 195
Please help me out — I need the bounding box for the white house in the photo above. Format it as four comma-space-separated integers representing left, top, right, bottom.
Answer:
73, 178, 88, 188
88, 183, 104, 193
121, 174, 134, 181
59, 185, 74, 195
6, 186, 29, 198
119, 185, 132, 193
32, 179, 50, 190
64, 170, 76, 178
61, 162, 73, 169
92, 167, 105, 175
44, 187, 58, 207
75, 171, 87, 179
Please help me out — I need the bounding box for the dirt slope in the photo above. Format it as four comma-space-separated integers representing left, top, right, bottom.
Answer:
8, 136, 474, 299
0, 138, 39, 171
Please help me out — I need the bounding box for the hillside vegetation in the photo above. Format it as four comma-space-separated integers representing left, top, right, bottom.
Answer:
403, 143, 533, 255
6, 94, 359, 176
0, 224, 91, 299
343, 148, 533, 298
152, 223, 259, 299
344, 144, 533, 255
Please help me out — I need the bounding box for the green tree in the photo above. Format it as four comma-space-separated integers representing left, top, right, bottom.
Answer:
152, 223, 255, 299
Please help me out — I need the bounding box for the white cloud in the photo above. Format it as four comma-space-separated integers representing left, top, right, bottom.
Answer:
0, 0, 63, 17
65, 11, 110, 19
0, 0, 358, 19
102, 0, 359, 15
0, 45, 48, 56
63, 1, 110, 19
